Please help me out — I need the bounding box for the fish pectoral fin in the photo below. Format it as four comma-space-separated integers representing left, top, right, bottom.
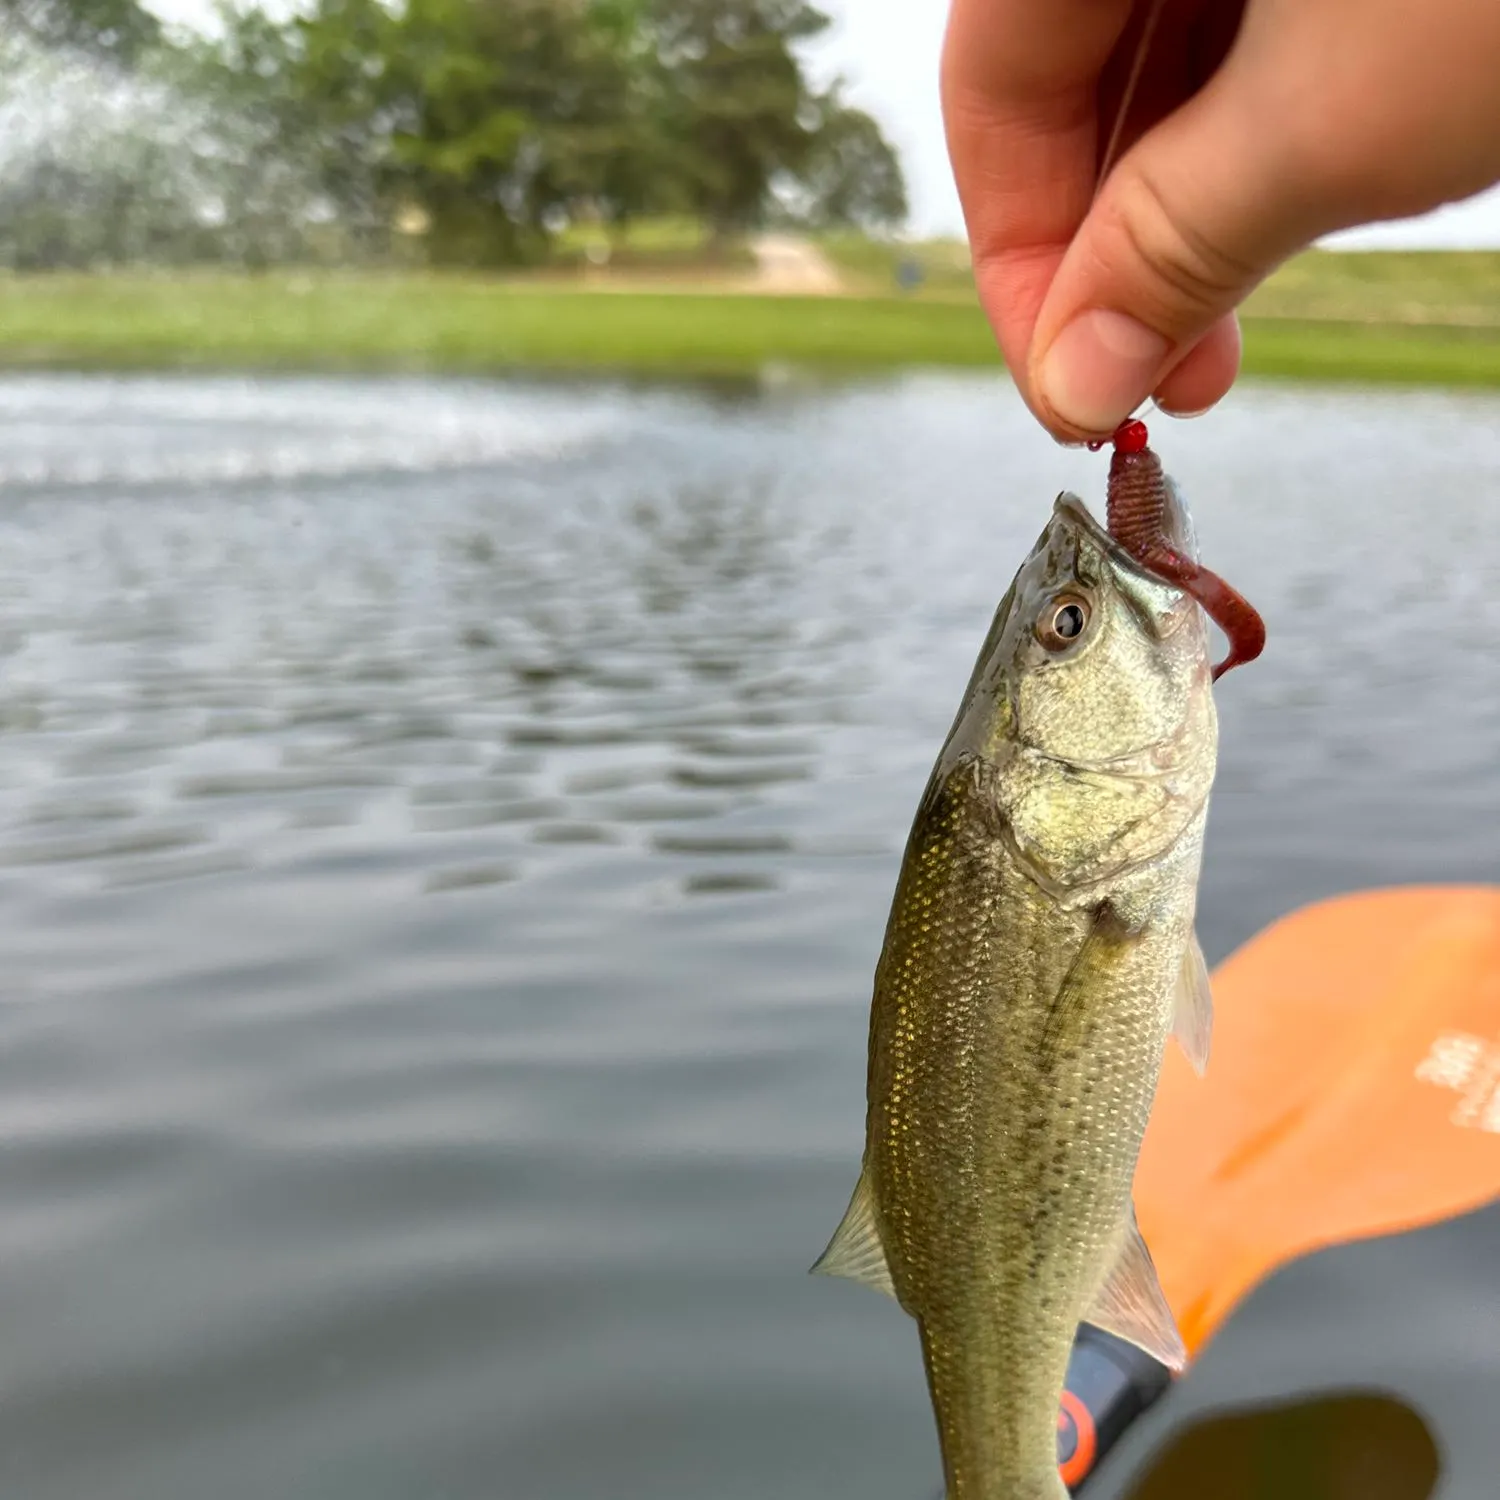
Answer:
1170, 929, 1213, 1077
809, 1167, 896, 1300
1039, 901, 1139, 1063
1084, 1211, 1187, 1372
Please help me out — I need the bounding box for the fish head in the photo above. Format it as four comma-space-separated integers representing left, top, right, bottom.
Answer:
941, 489, 1218, 893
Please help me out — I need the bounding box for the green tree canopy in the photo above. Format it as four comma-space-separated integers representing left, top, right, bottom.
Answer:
650, 0, 831, 236
2, 0, 910, 266
789, 87, 908, 231
3, 0, 160, 60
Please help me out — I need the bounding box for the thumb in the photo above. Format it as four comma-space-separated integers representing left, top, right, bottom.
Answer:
1028, 65, 1329, 439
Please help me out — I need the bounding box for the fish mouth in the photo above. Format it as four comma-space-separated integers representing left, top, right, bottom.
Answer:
1052, 491, 1174, 586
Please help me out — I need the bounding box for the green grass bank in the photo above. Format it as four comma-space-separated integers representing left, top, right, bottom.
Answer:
0, 274, 997, 376
5, 253, 1500, 385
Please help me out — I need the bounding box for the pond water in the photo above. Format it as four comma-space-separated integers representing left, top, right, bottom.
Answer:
0, 370, 1496, 1500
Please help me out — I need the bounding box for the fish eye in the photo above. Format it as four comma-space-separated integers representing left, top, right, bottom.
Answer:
1037, 595, 1091, 651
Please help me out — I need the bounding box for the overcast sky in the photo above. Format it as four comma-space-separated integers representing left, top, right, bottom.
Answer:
812, 0, 1500, 247
142, 0, 1500, 247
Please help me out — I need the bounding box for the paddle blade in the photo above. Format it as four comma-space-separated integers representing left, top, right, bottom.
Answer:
1136, 886, 1500, 1360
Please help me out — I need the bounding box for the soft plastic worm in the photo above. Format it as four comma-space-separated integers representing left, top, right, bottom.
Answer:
1092, 420, 1266, 681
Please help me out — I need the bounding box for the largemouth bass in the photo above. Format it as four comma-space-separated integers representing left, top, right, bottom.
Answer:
815, 480, 1218, 1500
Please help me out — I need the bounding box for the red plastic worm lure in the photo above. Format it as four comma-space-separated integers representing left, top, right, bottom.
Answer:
1089, 419, 1266, 681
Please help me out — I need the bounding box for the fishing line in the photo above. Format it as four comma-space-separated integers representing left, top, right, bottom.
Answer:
1095, 0, 1168, 197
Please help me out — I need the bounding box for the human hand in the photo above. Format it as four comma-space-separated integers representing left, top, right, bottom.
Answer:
942, 0, 1500, 442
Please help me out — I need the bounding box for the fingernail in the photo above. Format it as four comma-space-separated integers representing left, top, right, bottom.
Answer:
1036, 310, 1171, 436
1155, 398, 1215, 419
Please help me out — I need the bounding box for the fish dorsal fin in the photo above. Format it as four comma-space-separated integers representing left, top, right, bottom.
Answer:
1084, 1210, 1187, 1371
810, 1167, 896, 1300
1171, 929, 1213, 1076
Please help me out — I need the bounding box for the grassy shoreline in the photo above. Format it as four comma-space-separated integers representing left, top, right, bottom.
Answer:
5, 269, 1500, 386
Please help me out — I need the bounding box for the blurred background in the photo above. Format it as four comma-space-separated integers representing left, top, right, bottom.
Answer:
1, 2, 1499, 1498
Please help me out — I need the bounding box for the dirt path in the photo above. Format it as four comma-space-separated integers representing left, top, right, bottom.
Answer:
747, 234, 844, 295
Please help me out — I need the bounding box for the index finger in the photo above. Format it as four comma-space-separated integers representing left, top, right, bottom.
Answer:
941, 0, 1133, 403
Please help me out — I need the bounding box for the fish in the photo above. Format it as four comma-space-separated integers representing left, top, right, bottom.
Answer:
813, 476, 1218, 1500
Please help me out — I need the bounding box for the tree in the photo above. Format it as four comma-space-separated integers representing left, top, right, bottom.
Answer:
285, 0, 667, 263
0, 34, 336, 269
790, 89, 907, 231
0, 0, 909, 269
235, 0, 408, 253
650, 0, 831, 238
3, 0, 159, 62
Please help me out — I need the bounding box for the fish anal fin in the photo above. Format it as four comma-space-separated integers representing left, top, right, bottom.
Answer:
1084, 1210, 1187, 1372
810, 1167, 896, 1300
1171, 929, 1213, 1076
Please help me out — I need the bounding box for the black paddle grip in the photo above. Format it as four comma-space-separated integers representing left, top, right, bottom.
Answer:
923, 1324, 1172, 1498
1058, 1323, 1172, 1492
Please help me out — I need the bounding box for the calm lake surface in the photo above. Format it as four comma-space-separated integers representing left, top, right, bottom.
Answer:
0, 371, 1496, 1500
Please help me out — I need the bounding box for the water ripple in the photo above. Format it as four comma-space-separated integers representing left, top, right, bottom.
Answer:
0, 372, 1498, 1500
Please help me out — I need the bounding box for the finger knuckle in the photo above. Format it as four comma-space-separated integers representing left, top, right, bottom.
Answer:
1107, 165, 1258, 323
